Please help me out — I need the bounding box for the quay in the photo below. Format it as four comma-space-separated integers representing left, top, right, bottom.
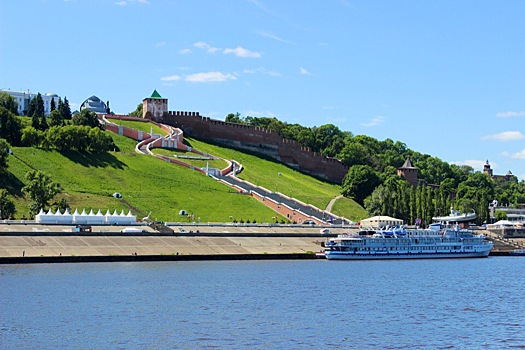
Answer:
0, 223, 338, 264
0, 223, 522, 264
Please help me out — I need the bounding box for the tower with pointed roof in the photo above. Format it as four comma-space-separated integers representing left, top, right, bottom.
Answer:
397, 158, 418, 187
483, 160, 493, 177
143, 89, 168, 120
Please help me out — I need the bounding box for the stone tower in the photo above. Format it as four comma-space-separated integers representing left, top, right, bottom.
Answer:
143, 89, 168, 121
397, 158, 418, 187
483, 160, 493, 177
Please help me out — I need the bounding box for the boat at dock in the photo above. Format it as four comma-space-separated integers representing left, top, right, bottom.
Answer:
508, 249, 525, 256
323, 224, 493, 260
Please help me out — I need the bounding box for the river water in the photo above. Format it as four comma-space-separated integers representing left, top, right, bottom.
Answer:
1, 258, 524, 349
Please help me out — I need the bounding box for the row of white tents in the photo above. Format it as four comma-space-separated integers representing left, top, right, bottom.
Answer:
35, 208, 137, 225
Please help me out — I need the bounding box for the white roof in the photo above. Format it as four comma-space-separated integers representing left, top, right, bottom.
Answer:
362, 215, 403, 222
492, 220, 515, 226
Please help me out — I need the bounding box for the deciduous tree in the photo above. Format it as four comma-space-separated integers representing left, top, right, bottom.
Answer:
22, 170, 62, 217
342, 165, 380, 205
0, 189, 16, 219
0, 138, 11, 171
0, 92, 18, 115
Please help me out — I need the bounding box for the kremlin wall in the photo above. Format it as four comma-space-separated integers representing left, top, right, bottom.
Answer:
161, 111, 349, 184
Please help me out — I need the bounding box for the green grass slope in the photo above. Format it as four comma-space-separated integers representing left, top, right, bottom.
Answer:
184, 137, 367, 221
1, 125, 367, 222
2, 134, 279, 222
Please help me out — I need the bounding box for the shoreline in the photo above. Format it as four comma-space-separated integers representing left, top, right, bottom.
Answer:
0, 224, 517, 264
0, 252, 318, 265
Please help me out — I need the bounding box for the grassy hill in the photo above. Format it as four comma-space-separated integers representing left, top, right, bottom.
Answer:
1, 127, 366, 222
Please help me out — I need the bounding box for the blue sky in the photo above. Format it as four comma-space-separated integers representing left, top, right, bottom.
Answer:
1, 0, 524, 180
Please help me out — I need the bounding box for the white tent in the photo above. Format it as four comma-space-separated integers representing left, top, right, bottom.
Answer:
35, 207, 136, 225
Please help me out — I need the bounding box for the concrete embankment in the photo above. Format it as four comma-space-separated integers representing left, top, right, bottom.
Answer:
0, 224, 337, 264
1, 224, 521, 264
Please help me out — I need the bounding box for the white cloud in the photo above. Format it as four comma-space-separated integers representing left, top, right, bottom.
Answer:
299, 67, 311, 75
185, 72, 237, 83
481, 131, 525, 141
451, 159, 491, 170
496, 111, 525, 118
194, 42, 220, 53
242, 67, 280, 77
510, 149, 525, 160
258, 31, 292, 44
223, 47, 261, 58
178, 48, 192, 55
160, 75, 181, 81
115, 0, 149, 5
361, 116, 385, 127
155, 41, 166, 48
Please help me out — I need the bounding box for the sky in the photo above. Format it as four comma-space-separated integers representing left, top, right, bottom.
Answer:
1, 0, 524, 180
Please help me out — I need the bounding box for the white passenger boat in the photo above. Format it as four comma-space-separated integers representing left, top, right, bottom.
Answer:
323, 224, 493, 260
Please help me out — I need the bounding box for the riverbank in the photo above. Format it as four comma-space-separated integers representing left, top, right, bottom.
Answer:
0, 223, 520, 264
0, 223, 334, 264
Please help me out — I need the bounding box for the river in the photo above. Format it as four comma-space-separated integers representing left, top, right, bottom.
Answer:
1, 258, 524, 349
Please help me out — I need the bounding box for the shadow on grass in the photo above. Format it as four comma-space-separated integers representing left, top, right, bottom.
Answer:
0, 171, 25, 198
61, 151, 127, 169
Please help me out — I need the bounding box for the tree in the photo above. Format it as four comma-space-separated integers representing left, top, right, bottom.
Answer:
0, 189, 16, 219
21, 126, 42, 147
225, 112, 243, 123
456, 172, 494, 225
0, 106, 22, 145
58, 97, 72, 121
341, 165, 381, 205
48, 109, 63, 127
494, 210, 507, 221
22, 170, 62, 217
0, 138, 11, 171
39, 113, 49, 131
50, 97, 56, 112
55, 198, 70, 213
28, 93, 45, 130
72, 109, 101, 128
339, 142, 372, 166
0, 92, 18, 115
129, 103, 143, 118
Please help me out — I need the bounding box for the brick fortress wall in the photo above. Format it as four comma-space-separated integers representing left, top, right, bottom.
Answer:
160, 111, 349, 184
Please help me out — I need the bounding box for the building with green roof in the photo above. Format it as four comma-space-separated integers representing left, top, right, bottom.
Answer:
143, 90, 168, 120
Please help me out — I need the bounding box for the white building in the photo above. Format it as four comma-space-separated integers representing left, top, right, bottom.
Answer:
0, 89, 59, 116
360, 215, 403, 228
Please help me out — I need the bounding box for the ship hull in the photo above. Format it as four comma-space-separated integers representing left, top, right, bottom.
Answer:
325, 250, 491, 260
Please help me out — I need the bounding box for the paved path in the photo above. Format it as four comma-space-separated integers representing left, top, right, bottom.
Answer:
325, 195, 343, 212
219, 175, 343, 224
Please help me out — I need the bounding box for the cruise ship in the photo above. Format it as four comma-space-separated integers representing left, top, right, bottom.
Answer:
323, 224, 493, 260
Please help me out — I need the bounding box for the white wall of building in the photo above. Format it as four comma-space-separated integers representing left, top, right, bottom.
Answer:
0, 89, 59, 116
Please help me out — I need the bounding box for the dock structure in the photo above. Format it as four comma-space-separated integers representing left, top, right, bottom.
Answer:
1, 224, 521, 263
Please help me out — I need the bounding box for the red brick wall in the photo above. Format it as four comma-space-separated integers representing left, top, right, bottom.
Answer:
161, 112, 349, 184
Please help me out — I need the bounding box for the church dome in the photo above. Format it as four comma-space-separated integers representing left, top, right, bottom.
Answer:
80, 95, 107, 113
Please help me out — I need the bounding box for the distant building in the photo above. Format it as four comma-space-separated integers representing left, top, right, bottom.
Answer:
483, 160, 516, 181
0, 89, 59, 116
361, 215, 403, 228
489, 201, 525, 223
397, 158, 418, 187
143, 89, 168, 120
80, 95, 109, 114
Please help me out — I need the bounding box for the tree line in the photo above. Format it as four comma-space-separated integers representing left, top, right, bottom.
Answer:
225, 113, 525, 225
0, 92, 115, 219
